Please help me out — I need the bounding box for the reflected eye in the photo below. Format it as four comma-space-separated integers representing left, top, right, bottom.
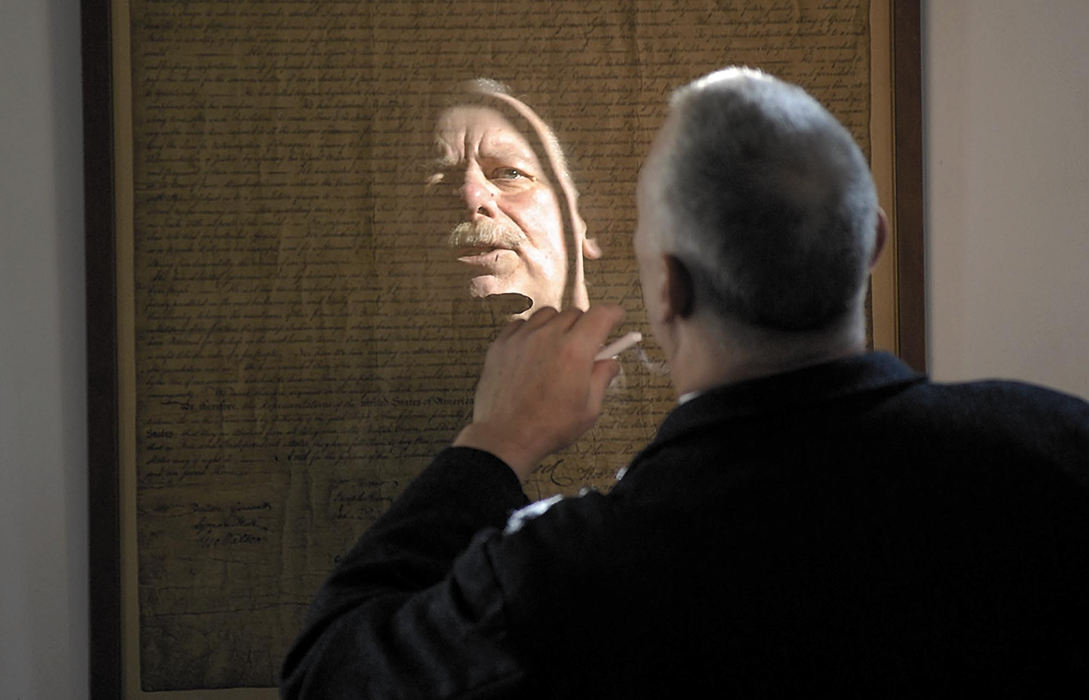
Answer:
425, 167, 458, 192
491, 167, 531, 181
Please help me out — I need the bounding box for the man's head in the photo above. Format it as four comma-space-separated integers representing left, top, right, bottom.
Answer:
636, 67, 886, 355
429, 81, 599, 316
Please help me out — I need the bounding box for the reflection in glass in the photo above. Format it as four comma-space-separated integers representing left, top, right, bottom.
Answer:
426, 80, 601, 318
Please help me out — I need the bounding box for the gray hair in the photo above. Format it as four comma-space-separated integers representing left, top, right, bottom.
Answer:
658, 67, 878, 332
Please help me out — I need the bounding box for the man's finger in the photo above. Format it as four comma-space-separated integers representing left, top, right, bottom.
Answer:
571, 304, 626, 354
552, 306, 589, 332
522, 305, 561, 329
495, 316, 527, 341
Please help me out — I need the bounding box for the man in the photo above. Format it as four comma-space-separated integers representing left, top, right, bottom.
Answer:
283, 68, 1089, 696
427, 80, 600, 317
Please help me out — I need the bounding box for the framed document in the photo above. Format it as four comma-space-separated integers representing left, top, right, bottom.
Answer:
83, 1, 922, 696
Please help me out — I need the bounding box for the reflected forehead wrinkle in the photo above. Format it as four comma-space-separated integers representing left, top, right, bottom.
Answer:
481, 133, 541, 169
474, 114, 540, 168
437, 105, 542, 170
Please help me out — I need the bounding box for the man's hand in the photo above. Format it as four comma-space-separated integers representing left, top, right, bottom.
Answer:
453, 305, 625, 479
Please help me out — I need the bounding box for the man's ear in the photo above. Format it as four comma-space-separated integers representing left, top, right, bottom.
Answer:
870, 207, 889, 270
664, 254, 696, 319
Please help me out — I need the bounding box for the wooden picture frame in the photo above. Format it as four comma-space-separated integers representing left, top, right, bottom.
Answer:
84, 1, 923, 696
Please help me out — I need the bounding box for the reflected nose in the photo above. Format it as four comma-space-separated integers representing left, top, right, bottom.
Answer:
460, 169, 498, 220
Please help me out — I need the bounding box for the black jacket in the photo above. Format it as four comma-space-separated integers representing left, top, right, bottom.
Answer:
282, 353, 1089, 698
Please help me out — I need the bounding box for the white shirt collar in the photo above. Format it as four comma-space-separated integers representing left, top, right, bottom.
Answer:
677, 390, 702, 405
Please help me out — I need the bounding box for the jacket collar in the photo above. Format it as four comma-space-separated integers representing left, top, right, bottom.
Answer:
652, 352, 924, 446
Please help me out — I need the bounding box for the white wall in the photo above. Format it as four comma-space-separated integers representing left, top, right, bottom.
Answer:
0, 0, 89, 697
0, 0, 1086, 697
925, 0, 1089, 399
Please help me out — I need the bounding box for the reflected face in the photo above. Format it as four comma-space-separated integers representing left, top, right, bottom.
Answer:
430, 105, 568, 312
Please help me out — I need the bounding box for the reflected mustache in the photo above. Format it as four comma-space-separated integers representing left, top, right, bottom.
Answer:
448, 220, 527, 250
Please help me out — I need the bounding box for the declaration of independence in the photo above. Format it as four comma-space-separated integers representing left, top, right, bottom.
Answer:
120, 0, 878, 690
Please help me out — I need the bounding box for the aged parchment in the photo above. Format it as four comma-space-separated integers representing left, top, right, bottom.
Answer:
124, 0, 872, 691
